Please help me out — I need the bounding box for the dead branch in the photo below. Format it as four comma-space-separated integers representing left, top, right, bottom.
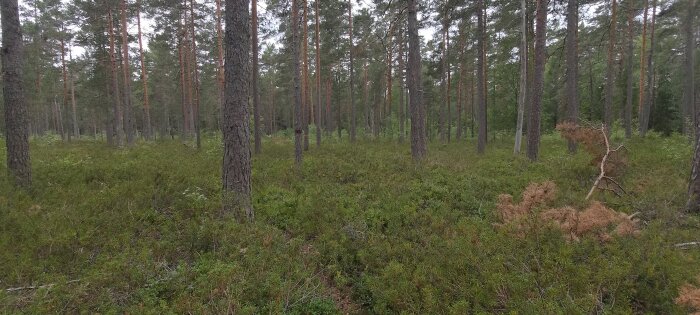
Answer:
5, 279, 80, 293
586, 124, 626, 200
675, 242, 700, 249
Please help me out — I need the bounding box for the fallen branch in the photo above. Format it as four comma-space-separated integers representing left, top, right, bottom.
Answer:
5, 279, 80, 292
586, 124, 626, 200
675, 242, 700, 250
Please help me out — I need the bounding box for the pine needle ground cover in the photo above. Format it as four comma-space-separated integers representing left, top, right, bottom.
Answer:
1, 133, 699, 313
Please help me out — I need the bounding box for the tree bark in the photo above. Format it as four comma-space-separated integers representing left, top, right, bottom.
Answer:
216, 0, 225, 129
348, 0, 356, 142
683, 0, 696, 137
638, 0, 649, 134
121, 0, 134, 146
476, 0, 487, 154
302, 0, 310, 150
527, 0, 546, 161
108, 9, 124, 146
252, 0, 261, 153
222, 0, 253, 220
514, 0, 527, 154
398, 28, 405, 143
407, 0, 427, 160
2, 0, 31, 187
292, 0, 303, 166
314, 0, 321, 147
603, 0, 618, 134
640, 0, 657, 136
137, 0, 152, 141
70, 51, 79, 139
189, 0, 201, 149
565, 0, 579, 152
60, 32, 69, 140
623, 0, 634, 138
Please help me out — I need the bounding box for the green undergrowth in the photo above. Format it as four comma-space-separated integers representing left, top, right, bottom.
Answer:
0, 132, 698, 313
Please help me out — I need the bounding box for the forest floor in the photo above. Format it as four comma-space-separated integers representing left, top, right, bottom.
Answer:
1, 132, 699, 314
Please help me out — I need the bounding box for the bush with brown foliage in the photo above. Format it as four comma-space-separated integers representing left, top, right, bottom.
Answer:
676, 277, 700, 315
496, 182, 639, 242
556, 122, 627, 176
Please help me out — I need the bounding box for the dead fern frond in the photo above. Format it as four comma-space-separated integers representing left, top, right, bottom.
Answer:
676, 277, 700, 315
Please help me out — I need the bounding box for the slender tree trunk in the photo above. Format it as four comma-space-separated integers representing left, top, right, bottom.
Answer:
527, 0, 546, 161
408, 0, 427, 160
565, 0, 579, 152
638, 0, 649, 134
641, 0, 657, 136
302, 0, 310, 150
683, 0, 696, 137
121, 0, 134, 146
189, 0, 201, 149
386, 32, 394, 139
60, 33, 69, 141
70, 52, 78, 139
314, 0, 321, 147
292, 0, 303, 166
446, 28, 451, 143
2, 0, 31, 187
177, 33, 188, 138
108, 9, 124, 146
252, 0, 261, 153
347, 0, 356, 142
603, 0, 618, 133
440, 14, 447, 142
476, 0, 487, 154
137, 0, 152, 141
624, 0, 634, 138
514, 0, 527, 154
222, 0, 253, 219
398, 28, 405, 143
216, 0, 225, 129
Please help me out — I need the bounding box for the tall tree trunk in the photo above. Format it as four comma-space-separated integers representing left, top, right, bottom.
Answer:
407, 0, 427, 160
215, 0, 225, 129
640, 0, 657, 136
1, 0, 31, 187
137, 0, 152, 141
683, 0, 696, 137
121, 0, 134, 146
70, 51, 79, 139
514, 0, 527, 154
624, 0, 634, 138
108, 9, 124, 146
440, 13, 447, 142
638, 0, 649, 134
386, 32, 394, 139
252, 0, 261, 153
292, 0, 303, 166
177, 33, 188, 138
603, 0, 618, 134
302, 0, 310, 150
222, 0, 253, 219
527, 0, 546, 161
476, 0, 487, 154
446, 28, 451, 143
347, 0, 356, 142
565, 0, 579, 152
60, 32, 69, 140
189, 0, 201, 149
314, 0, 321, 147
398, 28, 405, 143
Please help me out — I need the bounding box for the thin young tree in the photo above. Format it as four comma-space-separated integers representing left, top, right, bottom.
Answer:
565, 0, 579, 153
1, 0, 31, 187
222, 0, 253, 219
514, 0, 527, 154
252, 0, 261, 153
407, 0, 426, 160
527, 0, 546, 161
